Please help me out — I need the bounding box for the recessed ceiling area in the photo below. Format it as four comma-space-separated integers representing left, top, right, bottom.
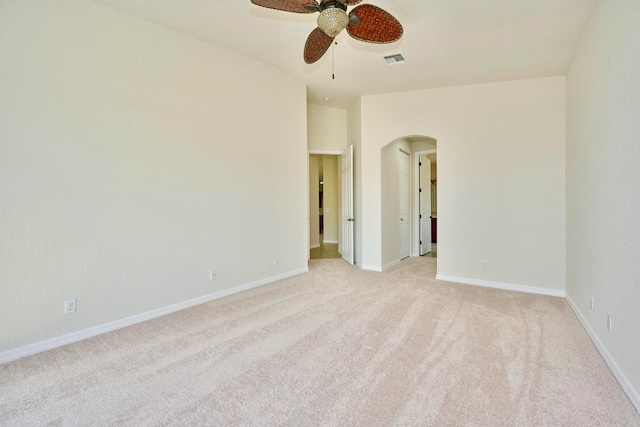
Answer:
91, 0, 596, 108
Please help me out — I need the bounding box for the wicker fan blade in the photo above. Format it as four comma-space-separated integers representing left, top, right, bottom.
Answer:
250, 0, 318, 14
347, 4, 403, 43
344, 0, 362, 5
304, 28, 334, 64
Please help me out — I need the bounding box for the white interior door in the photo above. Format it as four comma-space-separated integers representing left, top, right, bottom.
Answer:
420, 156, 432, 255
340, 145, 354, 265
399, 150, 410, 260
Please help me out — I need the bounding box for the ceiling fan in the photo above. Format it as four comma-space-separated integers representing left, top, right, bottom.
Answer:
250, 0, 403, 64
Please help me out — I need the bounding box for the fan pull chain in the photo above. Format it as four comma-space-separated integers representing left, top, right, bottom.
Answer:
332, 42, 337, 80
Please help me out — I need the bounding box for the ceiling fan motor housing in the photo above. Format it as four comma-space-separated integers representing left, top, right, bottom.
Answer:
318, 0, 347, 11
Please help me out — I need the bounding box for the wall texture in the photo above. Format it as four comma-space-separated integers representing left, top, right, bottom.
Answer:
566, 0, 640, 409
307, 104, 347, 152
0, 0, 308, 355
359, 77, 566, 293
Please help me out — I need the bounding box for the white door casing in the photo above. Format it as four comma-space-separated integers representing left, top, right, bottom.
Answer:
399, 150, 410, 260
341, 145, 354, 265
419, 155, 432, 255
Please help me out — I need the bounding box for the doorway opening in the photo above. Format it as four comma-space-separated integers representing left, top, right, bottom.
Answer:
308, 147, 355, 264
380, 136, 437, 270
309, 154, 341, 260
416, 151, 437, 259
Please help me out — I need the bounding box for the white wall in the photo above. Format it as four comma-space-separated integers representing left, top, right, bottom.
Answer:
359, 77, 566, 293
566, 0, 640, 409
307, 104, 347, 152
0, 0, 308, 355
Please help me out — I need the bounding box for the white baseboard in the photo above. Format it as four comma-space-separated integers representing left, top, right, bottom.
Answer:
566, 295, 640, 414
435, 274, 565, 298
0, 267, 308, 365
323, 239, 338, 244
310, 244, 320, 249
382, 259, 401, 271
361, 264, 383, 272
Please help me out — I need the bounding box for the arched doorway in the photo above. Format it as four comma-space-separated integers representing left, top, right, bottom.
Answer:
380, 136, 437, 270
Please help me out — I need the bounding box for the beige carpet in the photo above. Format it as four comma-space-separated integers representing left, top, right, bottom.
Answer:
1, 257, 639, 426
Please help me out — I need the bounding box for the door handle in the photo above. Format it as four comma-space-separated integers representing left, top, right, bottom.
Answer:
347, 218, 355, 222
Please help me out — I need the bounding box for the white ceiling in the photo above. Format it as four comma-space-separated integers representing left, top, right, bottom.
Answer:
92, 0, 596, 109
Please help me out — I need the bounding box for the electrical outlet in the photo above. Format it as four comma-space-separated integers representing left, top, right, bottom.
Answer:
607, 314, 612, 332
481, 260, 488, 269
64, 299, 77, 314
591, 297, 594, 310
210, 270, 217, 280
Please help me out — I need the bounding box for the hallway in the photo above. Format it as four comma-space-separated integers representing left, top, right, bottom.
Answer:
310, 234, 341, 259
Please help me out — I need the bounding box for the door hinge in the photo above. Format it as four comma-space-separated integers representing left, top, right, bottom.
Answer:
420, 214, 422, 218
420, 240, 422, 245
419, 161, 422, 166
419, 188, 422, 192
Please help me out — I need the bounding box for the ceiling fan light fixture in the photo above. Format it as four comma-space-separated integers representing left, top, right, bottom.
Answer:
317, 8, 349, 37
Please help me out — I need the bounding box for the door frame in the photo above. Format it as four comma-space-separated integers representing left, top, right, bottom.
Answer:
341, 145, 355, 265
399, 149, 411, 260
412, 149, 436, 257
308, 150, 342, 261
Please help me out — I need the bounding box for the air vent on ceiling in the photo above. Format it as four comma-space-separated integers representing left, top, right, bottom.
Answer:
384, 53, 405, 65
